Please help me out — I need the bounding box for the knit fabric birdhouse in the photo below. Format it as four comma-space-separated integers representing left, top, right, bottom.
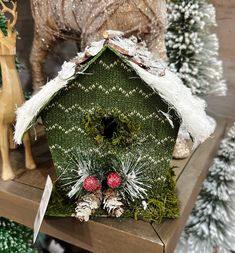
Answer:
15, 33, 215, 223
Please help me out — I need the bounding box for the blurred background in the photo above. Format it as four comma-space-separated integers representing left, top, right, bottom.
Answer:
1, 1, 234, 252
16, 0, 235, 119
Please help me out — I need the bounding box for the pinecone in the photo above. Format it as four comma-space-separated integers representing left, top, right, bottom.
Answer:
103, 188, 124, 217
73, 190, 102, 222
173, 137, 190, 159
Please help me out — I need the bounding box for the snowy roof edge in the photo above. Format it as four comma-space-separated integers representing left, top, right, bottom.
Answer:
14, 36, 215, 146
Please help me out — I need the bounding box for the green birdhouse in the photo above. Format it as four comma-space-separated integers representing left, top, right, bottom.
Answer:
15, 35, 215, 223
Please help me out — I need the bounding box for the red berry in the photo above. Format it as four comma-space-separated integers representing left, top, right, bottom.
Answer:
83, 176, 100, 192
107, 172, 122, 188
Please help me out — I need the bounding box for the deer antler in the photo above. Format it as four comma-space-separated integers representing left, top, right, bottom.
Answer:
0, 0, 17, 32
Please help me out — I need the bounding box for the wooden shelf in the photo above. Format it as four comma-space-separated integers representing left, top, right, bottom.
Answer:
0, 119, 227, 253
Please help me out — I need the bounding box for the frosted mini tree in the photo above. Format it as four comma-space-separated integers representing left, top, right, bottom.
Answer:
175, 123, 235, 253
166, 0, 227, 96
0, 217, 38, 253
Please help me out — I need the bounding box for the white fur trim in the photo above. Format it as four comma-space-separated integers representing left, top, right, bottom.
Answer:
129, 61, 215, 147
14, 62, 76, 144
14, 36, 215, 147
85, 39, 105, 56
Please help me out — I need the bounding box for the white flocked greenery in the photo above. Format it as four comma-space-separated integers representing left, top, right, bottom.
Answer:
166, 0, 227, 96
168, 1, 234, 252
15, 35, 215, 148
175, 123, 235, 253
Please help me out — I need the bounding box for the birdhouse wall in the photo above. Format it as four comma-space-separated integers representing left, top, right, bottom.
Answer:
41, 48, 180, 210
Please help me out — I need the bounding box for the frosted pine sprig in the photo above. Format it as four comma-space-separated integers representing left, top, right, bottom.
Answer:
60, 149, 101, 198
113, 154, 150, 201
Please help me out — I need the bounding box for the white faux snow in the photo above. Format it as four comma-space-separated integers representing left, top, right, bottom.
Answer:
129, 61, 215, 147
14, 62, 76, 144
14, 33, 215, 146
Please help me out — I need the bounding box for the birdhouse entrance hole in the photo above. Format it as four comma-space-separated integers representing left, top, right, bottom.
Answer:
102, 117, 118, 139
83, 108, 140, 146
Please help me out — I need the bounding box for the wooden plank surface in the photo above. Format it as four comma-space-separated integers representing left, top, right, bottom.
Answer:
152, 118, 227, 253
42, 218, 163, 253
0, 179, 163, 253
0, 127, 164, 253
0, 119, 226, 253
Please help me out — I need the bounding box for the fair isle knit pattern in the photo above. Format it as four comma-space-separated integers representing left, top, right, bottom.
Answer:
41, 48, 180, 216
14, 34, 215, 222
15, 36, 215, 147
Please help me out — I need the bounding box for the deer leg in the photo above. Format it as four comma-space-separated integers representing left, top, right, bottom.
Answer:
141, 0, 167, 60
30, 30, 56, 92
147, 32, 167, 61
8, 125, 17, 150
23, 132, 36, 170
0, 124, 15, 181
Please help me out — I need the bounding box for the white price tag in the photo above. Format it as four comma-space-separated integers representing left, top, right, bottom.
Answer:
33, 175, 53, 243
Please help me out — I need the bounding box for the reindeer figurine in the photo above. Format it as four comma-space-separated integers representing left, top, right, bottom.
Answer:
30, 0, 167, 91
0, 1, 36, 181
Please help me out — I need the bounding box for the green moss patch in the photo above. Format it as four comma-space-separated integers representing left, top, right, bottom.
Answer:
83, 107, 140, 146
46, 184, 76, 217
46, 167, 179, 223
123, 167, 180, 223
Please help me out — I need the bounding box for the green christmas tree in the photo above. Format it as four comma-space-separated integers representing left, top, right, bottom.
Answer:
167, 2, 234, 252
175, 123, 235, 253
166, 0, 226, 96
